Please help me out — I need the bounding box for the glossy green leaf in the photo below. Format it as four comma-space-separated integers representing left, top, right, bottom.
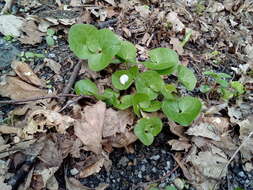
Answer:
135, 71, 165, 100
116, 40, 137, 63
68, 24, 97, 59
143, 48, 179, 70
142, 101, 161, 112
133, 93, 150, 116
134, 117, 163, 146
47, 29, 55, 36
114, 95, 133, 110
74, 79, 99, 96
112, 69, 135, 90
162, 96, 202, 126
101, 88, 119, 105
156, 65, 178, 75
177, 65, 197, 91
220, 88, 234, 100
199, 85, 211, 93
231, 81, 245, 95
165, 186, 177, 190
87, 29, 121, 71
161, 84, 177, 100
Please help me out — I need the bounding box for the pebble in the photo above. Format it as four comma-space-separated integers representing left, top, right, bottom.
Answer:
118, 156, 129, 167
140, 165, 146, 172
70, 168, 79, 175
238, 171, 246, 178
150, 155, 160, 160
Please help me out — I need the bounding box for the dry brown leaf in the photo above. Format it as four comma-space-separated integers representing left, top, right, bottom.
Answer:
19, 20, 44, 45
0, 76, 47, 100
11, 61, 46, 87
168, 139, 191, 151
166, 12, 185, 32
79, 157, 105, 178
103, 109, 134, 137
186, 117, 230, 141
170, 37, 184, 55
70, 0, 82, 6
103, 0, 115, 6
168, 121, 188, 140
74, 101, 106, 154
135, 5, 151, 17
238, 115, 253, 160
44, 58, 61, 74
24, 109, 74, 136
0, 125, 23, 136
107, 131, 137, 148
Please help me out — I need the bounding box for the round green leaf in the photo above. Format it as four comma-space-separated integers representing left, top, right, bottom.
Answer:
133, 93, 150, 116
87, 29, 121, 71
177, 65, 197, 91
47, 29, 55, 36
143, 48, 179, 70
135, 71, 165, 100
134, 117, 163, 146
116, 40, 137, 63
112, 70, 134, 90
74, 79, 99, 96
68, 24, 97, 59
114, 95, 133, 110
162, 96, 202, 126
142, 101, 161, 112
231, 81, 245, 95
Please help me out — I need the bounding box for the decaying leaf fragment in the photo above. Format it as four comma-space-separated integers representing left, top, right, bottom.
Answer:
0, 76, 47, 100
11, 61, 46, 87
19, 20, 44, 45
74, 101, 106, 154
24, 109, 75, 136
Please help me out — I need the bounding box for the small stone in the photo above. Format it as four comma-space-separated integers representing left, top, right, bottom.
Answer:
238, 171, 246, 178
140, 165, 146, 172
151, 167, 157, 173
118, 156, 129, 167
70, 168, 79, 175
137, 172, 142, 178
150, 155, 160, 160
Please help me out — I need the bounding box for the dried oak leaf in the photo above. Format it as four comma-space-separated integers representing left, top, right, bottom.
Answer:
0, 76, 47, 100
11, 61, 46, 87
166, 12, 185, 32
79, 156, 105, 178
24, 109, 75, 136
19, 20, 44, 45
168, 139, 191, 151
74, 101, 106, 154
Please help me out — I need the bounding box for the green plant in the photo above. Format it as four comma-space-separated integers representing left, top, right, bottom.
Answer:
46, 29, 56, 46
69, 24, 202, 145
202, 70, 245, 100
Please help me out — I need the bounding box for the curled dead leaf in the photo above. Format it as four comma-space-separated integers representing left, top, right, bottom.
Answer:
11, 61, 46, 87
0, 76, 47, 100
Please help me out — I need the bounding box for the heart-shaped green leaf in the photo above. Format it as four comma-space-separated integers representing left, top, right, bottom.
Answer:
177, 65, 197, 91
87, 29, 121, 71
101, 88, 120, 105
143, 48, 179, 70
74, 79, 99, 96
68, 24, 97, 59
135, 71, 165, 100
142, 100, 161, 112
114, 95, 133, 110
162, 96, 202, 126
116, 41, 137, 63
134, 117, 163, 145
112, 67, 138, 90
133, 93, 150, 116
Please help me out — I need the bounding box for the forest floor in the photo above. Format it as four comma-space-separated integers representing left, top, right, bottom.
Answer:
0, 0, 253, 190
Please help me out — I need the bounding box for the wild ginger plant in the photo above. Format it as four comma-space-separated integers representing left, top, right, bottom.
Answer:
68, 24, 202, 145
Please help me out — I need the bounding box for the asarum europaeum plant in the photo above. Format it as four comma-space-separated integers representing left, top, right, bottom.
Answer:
68, 24, 202, 146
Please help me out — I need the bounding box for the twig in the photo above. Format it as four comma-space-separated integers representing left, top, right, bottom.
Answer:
0, 94, 81, 104
58, 95, 89, 112
213, 129, 253, 189
60, 60, 82, 102
96, 18, 118, 29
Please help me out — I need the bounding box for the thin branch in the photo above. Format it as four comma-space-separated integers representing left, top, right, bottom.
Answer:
0, 94, 82, 105
60, 60, 82, 102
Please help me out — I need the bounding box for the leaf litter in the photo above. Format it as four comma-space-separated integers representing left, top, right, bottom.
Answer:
1, 0, 253, 189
